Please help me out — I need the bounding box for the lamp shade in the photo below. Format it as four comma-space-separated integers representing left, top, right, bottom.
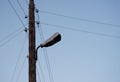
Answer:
40, 32, 61, 48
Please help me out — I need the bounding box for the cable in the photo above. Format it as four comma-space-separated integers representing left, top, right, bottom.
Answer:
16, 56, 27, 82
36, 9, 40, 26
37, 60, 45, 82
43, 48, 54, 82
8, 0, 26, 27
10, 33, 28, 82
35, 9, 40, 28
39, 10, 120, 28
36, 10, 55, 82
36, 66, 42, 82
36, 24, 54, 82
41, 22, 120, 38
0, 27, 22, 44
17, 0, 26, 16
17, 0, 28, 25
24, 0, 29, 5
37, 26, 55, 82
36, 26, 55, 82
0, 28, 24, 47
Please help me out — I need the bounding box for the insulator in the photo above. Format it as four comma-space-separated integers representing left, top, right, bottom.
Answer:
36, 21, 40, 25
25, 15, 28, 18
36, 9, 39, 13
24, 27, 28, 32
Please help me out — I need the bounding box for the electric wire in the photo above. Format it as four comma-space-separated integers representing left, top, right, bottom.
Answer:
17, 0, 26, 16
0, 28, 24, 47
36, 10, 54, 82
39, 10, 120, 28
43, 48, 54, 82
37, 26, 55, 82
24, 0, 29, 5
35, 7, 46, 82
36, 9, 40, 27
0, 27, 22, 44
37, 60, 46, 82
17, 0, 28, 26
41, 22, 120, 38
16, 56, 27, 82
37, 66, 42, 82
10, 32, 28, 82
8, 0, 26, 28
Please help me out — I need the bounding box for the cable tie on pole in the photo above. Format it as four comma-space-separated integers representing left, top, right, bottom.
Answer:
36, 21, 40, 28
25, 15, 28, 18
35, 9, 39, 13
24, 27, 28, 33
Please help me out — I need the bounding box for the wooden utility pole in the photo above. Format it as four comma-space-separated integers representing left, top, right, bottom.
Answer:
28, 0, 36, 82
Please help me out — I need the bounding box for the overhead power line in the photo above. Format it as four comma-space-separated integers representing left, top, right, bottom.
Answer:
8, 0, 26, 27
35, 9, 55, 82
0, 28, 24, 47
17, 0, 26, 16
0, 27, 22, 43
10, 33, 27, 82
43, 48, 54, 82
41, 22, 120, 38
36, 66, 42, 82
37, 60, 45, 82
36, 24, 55, 82
39, 10, 120, 28
16, 56, 27, 82
24, 0, 29, 5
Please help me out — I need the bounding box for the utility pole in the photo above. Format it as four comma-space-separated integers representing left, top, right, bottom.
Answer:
28, 0, 36, 82
28, 0, 61, 82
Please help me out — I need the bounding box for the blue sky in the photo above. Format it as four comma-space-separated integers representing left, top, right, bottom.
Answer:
0, 0, 120, 82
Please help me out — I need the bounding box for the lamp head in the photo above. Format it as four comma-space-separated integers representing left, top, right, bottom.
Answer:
40, 32, 61, 48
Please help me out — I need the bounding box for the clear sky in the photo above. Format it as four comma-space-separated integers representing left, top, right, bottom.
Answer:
0, 0, 120, 82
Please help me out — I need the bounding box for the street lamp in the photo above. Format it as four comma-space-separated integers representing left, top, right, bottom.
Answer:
35, 32, 61, 60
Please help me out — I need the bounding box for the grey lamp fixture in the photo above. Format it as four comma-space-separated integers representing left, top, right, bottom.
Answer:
35, 32, 61, 61
40, 32, 61, 48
